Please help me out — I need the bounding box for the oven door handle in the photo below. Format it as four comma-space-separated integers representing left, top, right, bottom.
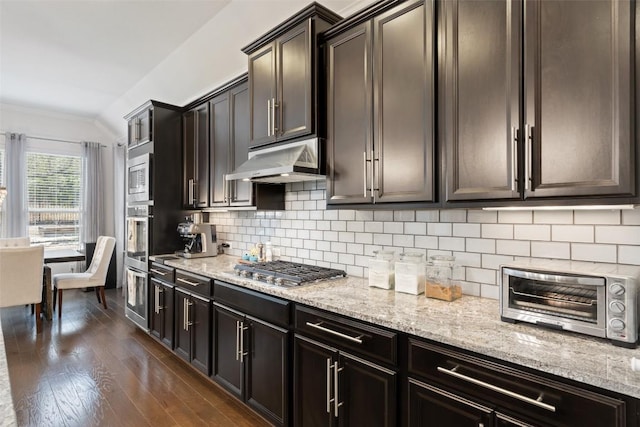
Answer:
502, 267, 605, 287
437, 366, 556, 413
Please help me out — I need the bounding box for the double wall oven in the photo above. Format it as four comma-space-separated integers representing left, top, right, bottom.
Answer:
125, 204, 152, 329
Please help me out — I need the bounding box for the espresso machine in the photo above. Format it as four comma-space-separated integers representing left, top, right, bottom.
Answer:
176, 220, 217, 258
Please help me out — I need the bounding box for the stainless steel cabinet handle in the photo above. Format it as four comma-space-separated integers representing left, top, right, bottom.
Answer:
183, 299, 187, 331
272, 98, 278, 135
371, 149, 376, 201
363, 152, 367, 198
150, 268, 168, 276
177, 277, 200, 287
223, 174, 228, 203
333, 362, 343, 417
188, 179, 194, 205
154, 285, 159, 314
437, 366, 556, 412
305, 321, 364, 344
267, 99, 271, 136
326, 358, 332, 413
235, 320, 241, 361
135, 118, 141, 141
240, 322, 248, 359
511, 126, 518, 192
525, 124, 532, 191
185, 300, 193, 331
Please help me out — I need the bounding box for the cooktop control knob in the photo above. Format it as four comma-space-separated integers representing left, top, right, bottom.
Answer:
609, 283, 626, 297
265, 276, 274, 285
253, 273, 261, 281
609, 300, 626, 314
274, 277, 284, 286
609, 318, 626, 332
240, 270, 249, 278
234, 268, 241, 276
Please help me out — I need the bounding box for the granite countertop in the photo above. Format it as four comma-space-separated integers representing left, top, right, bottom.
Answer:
0, 318, 17, 426
154, 254, 640, 400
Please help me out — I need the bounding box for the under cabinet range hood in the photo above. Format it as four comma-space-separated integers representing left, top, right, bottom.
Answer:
225, 138, 325, 183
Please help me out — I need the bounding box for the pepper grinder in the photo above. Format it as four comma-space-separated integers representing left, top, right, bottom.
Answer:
257, 242, 264, 262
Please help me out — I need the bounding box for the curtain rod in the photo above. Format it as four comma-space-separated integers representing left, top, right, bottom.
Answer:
0, 131, 107, 148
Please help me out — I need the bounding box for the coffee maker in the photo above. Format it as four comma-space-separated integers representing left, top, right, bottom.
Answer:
176, 220, 217, 258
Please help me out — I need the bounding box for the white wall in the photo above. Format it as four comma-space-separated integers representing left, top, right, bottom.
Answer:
98, 0, 378, 139
0, 102, 120, 273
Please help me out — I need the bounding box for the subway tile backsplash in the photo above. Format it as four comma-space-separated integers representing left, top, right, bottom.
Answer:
209, 181, 640, 300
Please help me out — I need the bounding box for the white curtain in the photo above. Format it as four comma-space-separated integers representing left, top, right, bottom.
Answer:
113, 143, 126, 288
81, 141, 103, 244
4, 133, 27, 238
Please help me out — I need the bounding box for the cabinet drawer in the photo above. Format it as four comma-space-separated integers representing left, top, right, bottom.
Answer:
295, 305, 397, 366
408, 338, 626, 426
149, 262, 175, 283
213, 281, 290, 328
175, 270, 211, 297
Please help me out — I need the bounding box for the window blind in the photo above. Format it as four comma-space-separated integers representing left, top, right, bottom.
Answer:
27, 152, 82, 248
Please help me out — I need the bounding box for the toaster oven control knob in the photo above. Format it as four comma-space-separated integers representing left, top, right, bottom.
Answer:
609, 300, 626, 314
609, 318, 626, 332
609, 283, 626, 297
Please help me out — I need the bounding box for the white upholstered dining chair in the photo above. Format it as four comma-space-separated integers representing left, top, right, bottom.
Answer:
0, 245, 45, 332
52, 236, 116, 319
0, 237, 30, 248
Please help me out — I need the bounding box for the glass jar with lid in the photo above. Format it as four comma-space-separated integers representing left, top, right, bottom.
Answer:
369, 250, 395, 289
425, 255, 462, 301
395, 252, 425, 295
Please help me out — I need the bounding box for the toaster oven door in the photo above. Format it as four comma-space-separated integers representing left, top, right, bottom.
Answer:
501, 268, 607, 337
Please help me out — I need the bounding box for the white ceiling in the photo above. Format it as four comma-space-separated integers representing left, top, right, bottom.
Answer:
0, 0, 372, 139
0, 0, 230, 117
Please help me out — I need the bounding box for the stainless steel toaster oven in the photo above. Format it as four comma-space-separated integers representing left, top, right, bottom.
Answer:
500, 260, 640, 348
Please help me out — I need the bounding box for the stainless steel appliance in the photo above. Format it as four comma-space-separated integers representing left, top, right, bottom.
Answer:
127, 152, 152, 203
234, 261, 346, 287
125, 265, 148, 330
126, 205, 151, 271
500, 260, 640, 348
176, 221, 217, 258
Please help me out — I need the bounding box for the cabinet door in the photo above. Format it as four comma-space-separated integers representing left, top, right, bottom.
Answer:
338, 353, 396, 427
442, 0, 521, 201
209, 93, 230, 208
524, 0, 634, 198
246, 316, 289, 426
149, 278, 163, 340
408, 378, 493, 427
229, 82, 253, 206
373, 0, 435, 203
326, 22, 373, 205
174, 289, 191, 363
138, 109, 152, 145
249, 43, 276, 147
190, 295, 211, 375
127, 119, 136, 146
294, 335, 336, 427
161, 283, 174, 349
277, 20, 313, 141
195, 104, 209, 207
183, 110, 196, 207
212, 303, 244, 399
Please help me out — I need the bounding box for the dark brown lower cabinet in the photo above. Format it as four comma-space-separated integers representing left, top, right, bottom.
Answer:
294, 335, 397, 426
407, 338, 630, 427
149, 277, 174, 349
212, 300, 289, 426
174, 288, 211, 375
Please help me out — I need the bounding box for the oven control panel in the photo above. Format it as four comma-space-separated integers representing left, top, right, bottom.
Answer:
606, 278, 638, 345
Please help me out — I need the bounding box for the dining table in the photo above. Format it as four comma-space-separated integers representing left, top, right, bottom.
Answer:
42, 248, 86, 321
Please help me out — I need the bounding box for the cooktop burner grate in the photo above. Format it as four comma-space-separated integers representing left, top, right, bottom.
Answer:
234, 261, 347, 286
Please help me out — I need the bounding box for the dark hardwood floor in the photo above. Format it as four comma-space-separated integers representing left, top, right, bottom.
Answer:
1, 288, 271, 427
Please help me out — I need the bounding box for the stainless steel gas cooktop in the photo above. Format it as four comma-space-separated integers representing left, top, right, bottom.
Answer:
233, 260, 346, 287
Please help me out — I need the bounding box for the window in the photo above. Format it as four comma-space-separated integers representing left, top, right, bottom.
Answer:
27, 152, 82, 248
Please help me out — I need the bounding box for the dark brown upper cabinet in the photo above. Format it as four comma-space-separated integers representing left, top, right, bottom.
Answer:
127, 107, 152, 150
209, 80, 255, 208
183, 103, 209, 208
443, 0, 635, 203
243, 3, 342, 148
326, 0, 435, 206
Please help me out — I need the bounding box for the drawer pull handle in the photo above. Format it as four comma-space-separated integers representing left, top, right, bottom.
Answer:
150, 268, 168, 276
437, 366, 556, 413
177, 277, 200, 287
306, 321, 364, 344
